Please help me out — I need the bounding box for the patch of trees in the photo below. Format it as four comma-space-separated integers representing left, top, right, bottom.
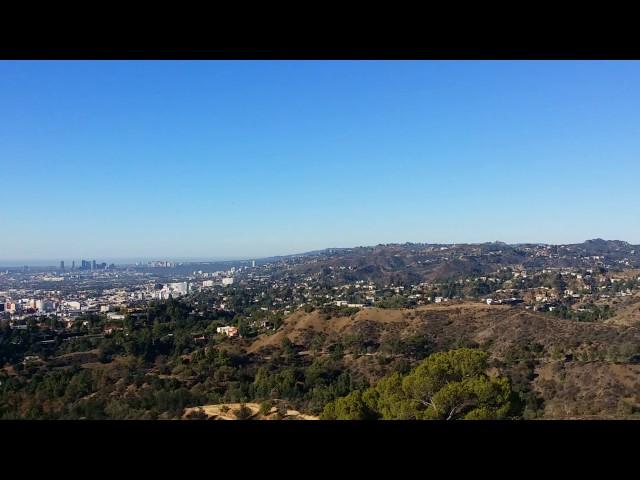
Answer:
321, 349, 516, 420
550, 304, 614, 322
379, 333, 433, 360
498, 343, 545, 419
319, 305, 360, 318
250, 356, 365, 415
376, 295, 410, 309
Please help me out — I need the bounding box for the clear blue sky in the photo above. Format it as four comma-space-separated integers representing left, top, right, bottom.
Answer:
2, 60, 639, 263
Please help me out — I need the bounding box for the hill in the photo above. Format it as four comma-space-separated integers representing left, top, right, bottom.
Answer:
248, 302, 640, 418
267, 240, 640, 286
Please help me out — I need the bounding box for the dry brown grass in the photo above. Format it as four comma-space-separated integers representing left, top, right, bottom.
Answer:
533, 361, 640, 418
248, 302, 503, 354
605, 293, 640, 327
182, 403, 318, 420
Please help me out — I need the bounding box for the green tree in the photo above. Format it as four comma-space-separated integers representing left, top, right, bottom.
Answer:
280, 337, 296, 358
398, 349, 512, 420
259, 400, 274, 416
320, 390, 378, 420
234, 404, 253, 420
553, 274, 567, 294
237, 318, 251, 338
322, 348, 514, 420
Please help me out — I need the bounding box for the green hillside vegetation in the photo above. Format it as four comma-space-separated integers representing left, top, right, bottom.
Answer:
321, 349, 514, 420
4, 293, 640, 419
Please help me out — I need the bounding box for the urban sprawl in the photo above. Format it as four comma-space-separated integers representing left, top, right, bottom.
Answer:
2, 241, 640, 359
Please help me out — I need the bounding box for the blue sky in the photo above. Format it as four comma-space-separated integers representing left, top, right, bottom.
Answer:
1, 60, 639, 262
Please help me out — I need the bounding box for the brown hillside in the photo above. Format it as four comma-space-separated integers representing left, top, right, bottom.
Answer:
248, 302, 640, 417
249, 306, 425, 353
534, 361, 640, 418
605, 293, 640, 327
250, 302, 640, 360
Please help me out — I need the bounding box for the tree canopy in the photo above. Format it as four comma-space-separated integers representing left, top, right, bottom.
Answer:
321, 348, 514, 420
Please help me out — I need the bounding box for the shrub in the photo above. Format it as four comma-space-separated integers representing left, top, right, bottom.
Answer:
234, 404, 253, 420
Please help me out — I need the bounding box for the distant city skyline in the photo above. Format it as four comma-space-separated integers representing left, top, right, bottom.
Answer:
0, 256, 253, 267
2, 60, 640, 259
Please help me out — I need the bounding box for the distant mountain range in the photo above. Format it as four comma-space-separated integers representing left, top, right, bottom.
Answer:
4, 239, 637, 273
261, 239, 640, 285
274, 239, 636, 260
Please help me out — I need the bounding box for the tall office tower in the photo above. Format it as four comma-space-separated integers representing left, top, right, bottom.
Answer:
60, 261, 65, 271
252, 260, 256, 268
71, 260, 75, 270
91, 260, 97, 271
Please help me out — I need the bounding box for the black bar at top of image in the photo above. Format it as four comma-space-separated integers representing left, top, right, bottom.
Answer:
1, 45, 639, 60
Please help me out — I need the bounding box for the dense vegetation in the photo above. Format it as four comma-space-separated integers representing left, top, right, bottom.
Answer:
0, 297, 518, 420
0, 298, 369, 419
4, 278, 640, 419
321, 349, 514, 420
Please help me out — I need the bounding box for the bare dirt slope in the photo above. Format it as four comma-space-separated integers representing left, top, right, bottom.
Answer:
183, 403, 318, 420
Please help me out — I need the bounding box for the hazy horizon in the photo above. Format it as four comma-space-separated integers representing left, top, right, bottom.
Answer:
0, 236, 635, 267
3, 61, 640, 258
